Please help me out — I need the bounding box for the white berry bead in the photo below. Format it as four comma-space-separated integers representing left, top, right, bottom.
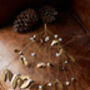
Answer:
47, 62, 51, 67
45, 36, 50, 42
71, 77, 75, 81
33, 34, 37, 38
56, 53, 60, 57
58, 38, 63, 41
54, 34, 58, 39
29, 37, 34, 41
47, 83, 52, 87
31, 52, 36, 57
39, 85, 43, 89
64, 60, 68, 64
66, 81, 70, 86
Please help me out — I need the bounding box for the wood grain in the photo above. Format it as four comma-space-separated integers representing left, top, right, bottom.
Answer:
0, 13, 90, 90
74, 0, 90, 32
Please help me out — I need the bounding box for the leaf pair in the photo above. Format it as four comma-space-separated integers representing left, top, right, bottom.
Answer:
11, 75, 33, 89
1, 69, 13, 82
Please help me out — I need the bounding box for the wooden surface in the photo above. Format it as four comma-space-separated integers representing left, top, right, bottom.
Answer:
0, 13, 90, 90
74, 0, 90, 32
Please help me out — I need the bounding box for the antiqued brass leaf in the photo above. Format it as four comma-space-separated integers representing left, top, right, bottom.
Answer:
11, 74, 20, 89
30, 83, 39, 89
20, 75, 30, 80
1, 70, 7, 81
1, 69, 13, 82
17, 78, 23, 87
51, 40, 59, 46
20, 79, 33, 89
14, 49, 23, 55
37, 63, 46, 68
7, 70, 13, 81
66, 53, 76, 63
59, 49, 63, 56
20, 55, 28, 66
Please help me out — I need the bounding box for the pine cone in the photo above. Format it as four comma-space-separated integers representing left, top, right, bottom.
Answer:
39, 5, 58, 24
13, 8, 39, 33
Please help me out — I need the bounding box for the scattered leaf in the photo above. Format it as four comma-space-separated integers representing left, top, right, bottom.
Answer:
51, 40, 59, 46
20, 76, 30, 80
7, 70, 13, 81
1, 69, 13, 82
14, 49, 23, 55
1, 70, 7, 82
37, 63, 46, 68
20, 79, 33, 89
20, 55, 28, 66
11, 74, 20, 89
59, 49, 63, 56
17, 78, 23, 87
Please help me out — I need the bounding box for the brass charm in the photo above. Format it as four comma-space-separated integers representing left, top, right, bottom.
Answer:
1, 69, 13, 82
20, 78, 33, 89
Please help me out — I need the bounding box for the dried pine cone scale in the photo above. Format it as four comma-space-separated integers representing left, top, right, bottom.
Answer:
13, 8, 39, 33
39, 5, 58, 24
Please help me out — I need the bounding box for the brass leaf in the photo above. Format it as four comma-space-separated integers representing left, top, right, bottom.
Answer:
11, 74, 20, 89
20, 76, 30, 80
17, 78, 23, 87
7, 70, 13, 81
20, 79, 33, 89
37, 63, 46, 68
51, 40, 59, 46
1, 69, 13, 82
1, 70, 7, 82
14, 49, 23, 55
20, 55, 28, 66
68, 54, 76, 63
59, 49, 63, 56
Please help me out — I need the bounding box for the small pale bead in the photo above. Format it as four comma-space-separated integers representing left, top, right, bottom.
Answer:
47, 62, 51, 67
39, 85, 43, 89
29, 78, 33, 82
31, 52, 36, 57
29, 37, 34, 41
58, 38, 63, 41
33, 34, 37, 38
66, 81, 70, 86
71, 77, 75, 81
56, 53, 60, 57
45, 36, 50, 42
47, 83, 52, 87
54, 34, 58, 39
64, 60, 68, 64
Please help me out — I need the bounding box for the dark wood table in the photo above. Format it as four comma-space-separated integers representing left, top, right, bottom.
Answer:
0, 13, 90, 90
